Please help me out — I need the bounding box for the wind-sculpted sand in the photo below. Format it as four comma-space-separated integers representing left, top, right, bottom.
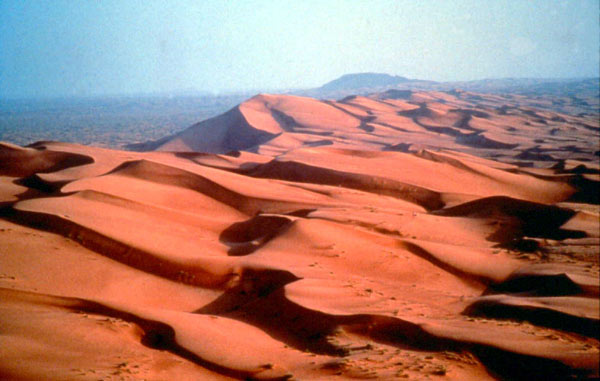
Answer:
1, 90, 598, 380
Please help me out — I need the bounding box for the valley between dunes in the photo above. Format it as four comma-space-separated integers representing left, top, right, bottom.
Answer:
1, 90, 599, 380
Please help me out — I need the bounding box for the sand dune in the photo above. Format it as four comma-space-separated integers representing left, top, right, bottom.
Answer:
1, 89, 598, 380
148, 90, 599, 168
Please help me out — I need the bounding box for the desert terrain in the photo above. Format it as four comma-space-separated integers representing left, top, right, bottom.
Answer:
1, 87, 599, 380
0, 94, 248, 149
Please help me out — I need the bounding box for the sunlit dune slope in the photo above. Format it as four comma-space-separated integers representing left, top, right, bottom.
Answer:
1, 89, 599, 380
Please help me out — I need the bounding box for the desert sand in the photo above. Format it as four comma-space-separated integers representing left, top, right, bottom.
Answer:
1, 90, 598, 380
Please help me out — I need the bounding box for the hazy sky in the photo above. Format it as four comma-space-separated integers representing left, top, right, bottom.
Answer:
1, 0, 598, 98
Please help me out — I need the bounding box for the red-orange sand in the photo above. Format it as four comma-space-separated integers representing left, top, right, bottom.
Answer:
1, 90, 598, 380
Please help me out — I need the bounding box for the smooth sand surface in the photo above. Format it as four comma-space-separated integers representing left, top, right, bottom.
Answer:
1, 90, 598, 380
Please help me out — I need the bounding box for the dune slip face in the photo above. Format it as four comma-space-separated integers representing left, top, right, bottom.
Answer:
1, 89, 599, 380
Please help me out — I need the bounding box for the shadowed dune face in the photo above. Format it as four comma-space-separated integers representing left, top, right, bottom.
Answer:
219, 215, 295, 256
0, 89, 599, 380
0, 142, 94, 177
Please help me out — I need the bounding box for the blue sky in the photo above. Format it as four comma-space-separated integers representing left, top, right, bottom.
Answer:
1, 0, 598, 98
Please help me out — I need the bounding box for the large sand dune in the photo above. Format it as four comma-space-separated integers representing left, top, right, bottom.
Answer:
1, 89, 598, 380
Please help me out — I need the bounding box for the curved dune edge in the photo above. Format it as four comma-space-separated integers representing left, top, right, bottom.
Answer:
0, 288, 292, 380
1, 89, 599, 380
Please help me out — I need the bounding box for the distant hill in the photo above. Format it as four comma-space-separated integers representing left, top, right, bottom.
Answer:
319, 73, 413, 91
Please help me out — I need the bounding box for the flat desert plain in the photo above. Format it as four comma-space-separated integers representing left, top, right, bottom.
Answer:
1, 90, 598, 380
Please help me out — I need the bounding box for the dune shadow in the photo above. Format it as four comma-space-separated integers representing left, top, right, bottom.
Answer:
434, 196, 587, 248
0, 143, 94, 177
13, 174, 68, 194
472, 345, 590, 381
245, 159, 445, 211
465, 300, 599, 339
195, 281, 455, 356
195, 274, 596, 379
466, 268, 599, 339
62, 297, 292, 380
194, 270, 354, 356
219, 215, 294, 256
485, 273, 583, 296
0, 206, 235, 289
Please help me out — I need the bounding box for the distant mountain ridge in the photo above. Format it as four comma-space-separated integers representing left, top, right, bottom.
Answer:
319, 73, 417, 91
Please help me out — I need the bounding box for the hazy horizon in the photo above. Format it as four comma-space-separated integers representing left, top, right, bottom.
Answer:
1, 0, 599, 99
